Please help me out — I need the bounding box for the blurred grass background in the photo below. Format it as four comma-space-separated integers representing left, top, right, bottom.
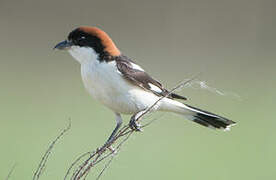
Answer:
0, 0, 275, 179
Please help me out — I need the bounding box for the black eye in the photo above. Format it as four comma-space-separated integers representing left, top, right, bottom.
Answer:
76, 36, 86, 44
77, 36, 86, 41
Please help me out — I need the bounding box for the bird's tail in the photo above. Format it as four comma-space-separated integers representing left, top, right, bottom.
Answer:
161, 99, 236, 130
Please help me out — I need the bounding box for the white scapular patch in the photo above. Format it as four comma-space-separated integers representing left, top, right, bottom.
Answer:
130, 62, 144, 71
148, 83, 162, 93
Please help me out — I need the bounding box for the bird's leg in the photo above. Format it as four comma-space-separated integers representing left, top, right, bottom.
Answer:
129, 110, 147, 132
104, 113, 122, 147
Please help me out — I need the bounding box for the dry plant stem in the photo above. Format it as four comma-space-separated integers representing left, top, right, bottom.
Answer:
66, 126, 130, 179
95, 153, 115, 180
67, 77, 197, 180
95, 132, 133, 180
64, 151, 92, 180
33, 120, 71, 180
86, 132, 133, 180
5, 164, 16, 180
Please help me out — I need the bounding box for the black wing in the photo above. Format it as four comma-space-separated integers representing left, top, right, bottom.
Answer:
115, 56, 187, 100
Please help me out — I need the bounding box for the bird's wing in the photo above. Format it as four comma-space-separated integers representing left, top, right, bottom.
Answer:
115, 56, 187, 100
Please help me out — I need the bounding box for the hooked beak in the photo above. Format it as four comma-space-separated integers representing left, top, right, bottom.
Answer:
54, 40, 73, 50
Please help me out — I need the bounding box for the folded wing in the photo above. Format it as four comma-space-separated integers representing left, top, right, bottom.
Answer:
115, 56, 187, 100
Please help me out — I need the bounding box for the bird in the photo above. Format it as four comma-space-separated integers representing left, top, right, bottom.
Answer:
54, 26, 236, 145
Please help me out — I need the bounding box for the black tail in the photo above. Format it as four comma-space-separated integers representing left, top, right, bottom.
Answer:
184, 104, 236, 130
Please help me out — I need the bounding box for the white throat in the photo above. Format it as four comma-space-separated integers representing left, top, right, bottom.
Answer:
68, 46, 99, 65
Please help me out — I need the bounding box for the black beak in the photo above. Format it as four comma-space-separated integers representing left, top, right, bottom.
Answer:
54, 40, 73, 50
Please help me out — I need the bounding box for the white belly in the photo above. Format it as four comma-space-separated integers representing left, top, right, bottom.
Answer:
80, 61, 159, 114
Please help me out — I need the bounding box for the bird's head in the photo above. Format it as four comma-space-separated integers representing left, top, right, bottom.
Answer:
54, 26, 121, 63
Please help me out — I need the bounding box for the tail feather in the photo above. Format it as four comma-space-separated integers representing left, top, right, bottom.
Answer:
184, 104, 236, 130
160, 98, 236, 130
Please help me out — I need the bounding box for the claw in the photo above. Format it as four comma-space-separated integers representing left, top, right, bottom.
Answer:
129, 116, 142, 132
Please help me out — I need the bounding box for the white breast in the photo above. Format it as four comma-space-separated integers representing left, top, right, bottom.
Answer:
68, 46, 160, 114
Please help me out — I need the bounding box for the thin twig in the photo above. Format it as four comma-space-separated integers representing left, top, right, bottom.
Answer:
64, 151, 92, 180
136, 76, 198, 122
33, 120, 71, 180
95, 153, 114, 180
5, 164, 16, 180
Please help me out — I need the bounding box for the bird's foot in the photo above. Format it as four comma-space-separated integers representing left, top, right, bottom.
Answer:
129, 115, 142, 132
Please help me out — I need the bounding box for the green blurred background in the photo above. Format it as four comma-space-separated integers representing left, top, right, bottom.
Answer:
1, 0, 275, 179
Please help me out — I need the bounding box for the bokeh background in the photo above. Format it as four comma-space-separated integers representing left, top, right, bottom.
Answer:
1, 0, 275, 179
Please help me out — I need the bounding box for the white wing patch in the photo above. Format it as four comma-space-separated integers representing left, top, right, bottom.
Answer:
148, 83, 162, 93
130, 62, 144, 71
